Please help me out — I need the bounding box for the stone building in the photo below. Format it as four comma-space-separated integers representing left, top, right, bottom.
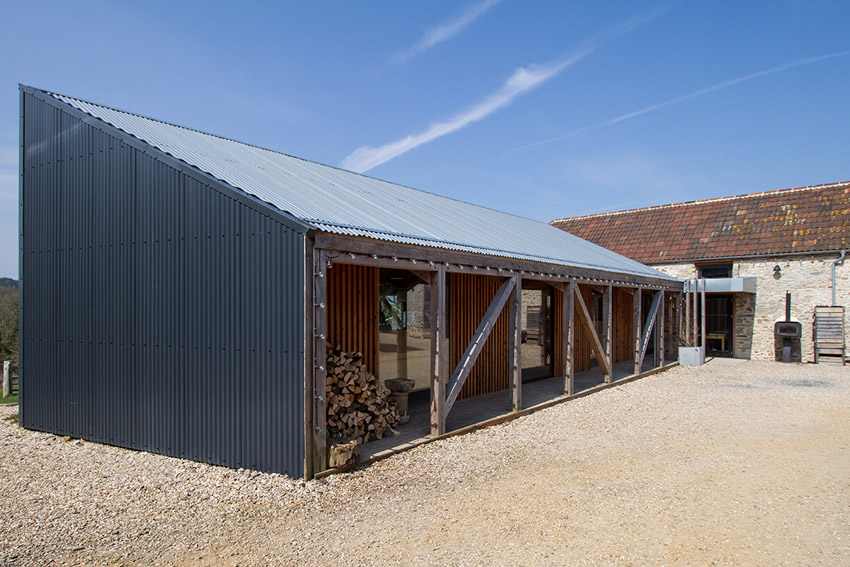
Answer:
551, 181, 849, 362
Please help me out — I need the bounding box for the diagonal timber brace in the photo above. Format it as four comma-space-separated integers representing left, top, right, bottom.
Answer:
638, 291, 663, 370
445, 276, 517, 414
573, 285, 611, 379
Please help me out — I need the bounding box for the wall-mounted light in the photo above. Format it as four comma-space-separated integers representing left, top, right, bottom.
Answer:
773, 265, 782, 279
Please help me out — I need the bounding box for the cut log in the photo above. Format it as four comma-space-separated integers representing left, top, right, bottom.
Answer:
325, 346, 401, 444
328, 439, 359, 468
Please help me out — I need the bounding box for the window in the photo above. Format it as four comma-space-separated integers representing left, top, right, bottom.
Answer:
379, 269, 431, 391
698, 264, 732, 279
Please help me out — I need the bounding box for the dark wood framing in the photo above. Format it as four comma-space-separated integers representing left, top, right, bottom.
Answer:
306, 233, 681, 476
311, 247, 328, 474
314, 234, 680, 290
430, 266, 448, 436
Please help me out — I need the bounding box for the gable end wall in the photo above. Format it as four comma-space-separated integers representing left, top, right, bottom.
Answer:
20, 90, 306, 476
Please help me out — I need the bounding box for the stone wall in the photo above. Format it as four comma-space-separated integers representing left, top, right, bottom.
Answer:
406, 284, 428, 339
651, 253, 848, 361
733, 293, 755, 359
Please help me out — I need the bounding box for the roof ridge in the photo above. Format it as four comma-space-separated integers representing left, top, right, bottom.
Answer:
44, 88, 343, 168
551, 180, 850, 224
42, 88, 553, 227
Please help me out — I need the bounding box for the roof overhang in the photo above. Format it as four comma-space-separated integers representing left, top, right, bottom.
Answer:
688, 277, 757, 294
314, 232, 683, 290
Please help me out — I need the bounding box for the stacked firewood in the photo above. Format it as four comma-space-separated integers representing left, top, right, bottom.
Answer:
326, 346, 399, 444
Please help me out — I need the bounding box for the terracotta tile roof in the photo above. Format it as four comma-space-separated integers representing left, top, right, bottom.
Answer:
550, 181, 850, 263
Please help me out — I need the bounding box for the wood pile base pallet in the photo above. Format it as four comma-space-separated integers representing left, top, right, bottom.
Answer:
814, 306, 845, 365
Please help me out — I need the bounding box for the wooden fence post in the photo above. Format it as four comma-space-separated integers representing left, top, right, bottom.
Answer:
2, 361, 10, 398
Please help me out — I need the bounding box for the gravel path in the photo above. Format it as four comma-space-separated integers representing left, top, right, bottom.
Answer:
2, 361, 849, 566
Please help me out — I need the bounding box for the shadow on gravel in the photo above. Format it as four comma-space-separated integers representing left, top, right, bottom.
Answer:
789, 380, 831, 388
716, 378, 833, 390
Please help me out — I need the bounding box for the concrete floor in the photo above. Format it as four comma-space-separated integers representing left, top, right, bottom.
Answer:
358, 359, 665, 463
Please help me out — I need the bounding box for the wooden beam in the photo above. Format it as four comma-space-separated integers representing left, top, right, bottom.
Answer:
325, 251, 432, 272
508, 275, 522, 411
603, 285, 613, 383
303, 239, 316, 479
429, 265, 447, 436
574, 285, 610, 379
313, 233, 682, 290
639, 291, 663, 370
564, 280, 575, 395
312, 249, 328, 474
633, 287, 642, 375
676, 292, 682, 351
653, 297, 659, 368
445, 276, 517, 414
659, 290, 666, 367
407, 269, 433, 284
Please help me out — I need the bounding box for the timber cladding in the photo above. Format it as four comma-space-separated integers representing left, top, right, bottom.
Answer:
553, 284, 594, 374
449, 273, 510, 399
554, 285, 634, 375
573, 285, 593, 373
326, 265, 646, 399
326, 263, 380, 375
613, 288, 635, 363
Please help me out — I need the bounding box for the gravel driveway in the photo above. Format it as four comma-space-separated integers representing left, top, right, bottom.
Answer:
2, 360, 849, 566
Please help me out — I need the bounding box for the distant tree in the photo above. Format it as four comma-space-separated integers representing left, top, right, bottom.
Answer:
0, 287, 18, 364
0, 278, 18, 290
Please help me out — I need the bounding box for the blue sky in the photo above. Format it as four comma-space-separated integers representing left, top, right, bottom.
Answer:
1, 0, 848, 278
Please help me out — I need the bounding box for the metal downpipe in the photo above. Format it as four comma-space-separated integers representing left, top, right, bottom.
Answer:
833, 250, 846, 306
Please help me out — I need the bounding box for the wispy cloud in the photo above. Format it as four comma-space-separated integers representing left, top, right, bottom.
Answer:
344, 7, 671, 173
342, 53, 588, 173
390, 0, 501, 66
505, 51, 850, 156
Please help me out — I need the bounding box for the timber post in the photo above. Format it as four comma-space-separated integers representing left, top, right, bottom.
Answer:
658, 290, 665, 367
429, 264, 447, 436
564, 280, 575, 395
509, 275, 522, 411
603, 285, 613, 383
633, 287, 642, 375
312, 249, 328, 474
2, 361, 9, 398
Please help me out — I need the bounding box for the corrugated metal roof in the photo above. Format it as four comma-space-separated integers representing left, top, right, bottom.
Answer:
45, 89, 674, 280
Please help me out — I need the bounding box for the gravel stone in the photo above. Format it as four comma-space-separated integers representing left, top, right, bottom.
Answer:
1, 361, 848, 566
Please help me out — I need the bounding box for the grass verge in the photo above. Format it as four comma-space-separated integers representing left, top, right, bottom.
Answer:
1, 389, 19, 404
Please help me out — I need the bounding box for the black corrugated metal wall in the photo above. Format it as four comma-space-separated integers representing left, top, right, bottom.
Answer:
20, 88, 307, 476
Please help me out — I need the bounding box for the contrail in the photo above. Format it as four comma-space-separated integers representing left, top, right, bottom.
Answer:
504, 51, 850, 157
343, 6, 672, 173
342, 52, 590, 173
391, 0, 502, 66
